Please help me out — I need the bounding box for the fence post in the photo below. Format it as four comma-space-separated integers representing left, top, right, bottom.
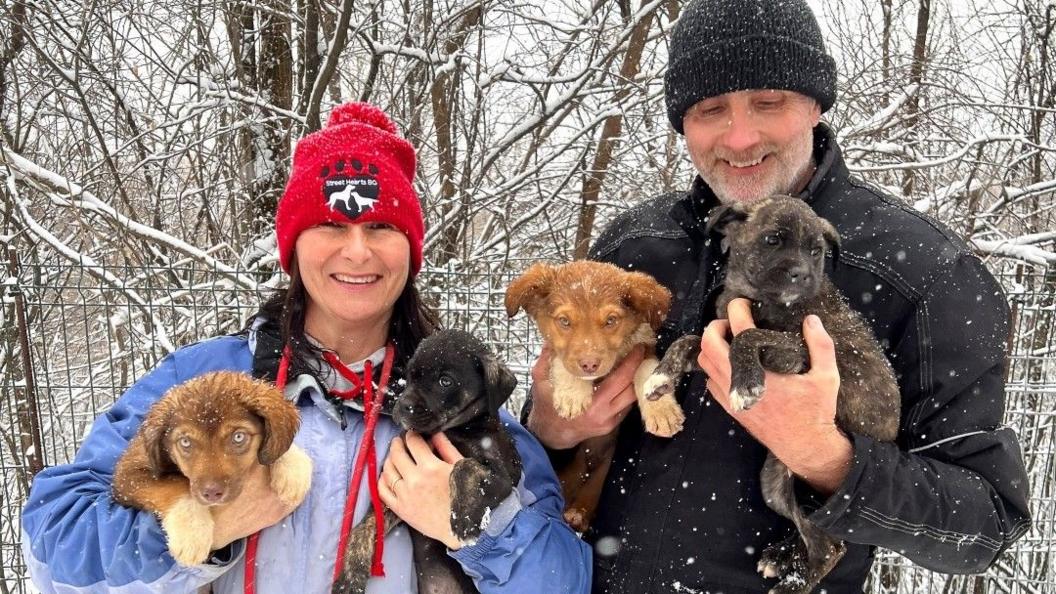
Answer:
5, 248, 45, 478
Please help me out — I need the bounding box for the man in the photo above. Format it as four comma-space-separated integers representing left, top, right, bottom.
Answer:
524, 0, 1032, 592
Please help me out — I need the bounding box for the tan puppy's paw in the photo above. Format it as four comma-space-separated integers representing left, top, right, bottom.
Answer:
161, 496, 214, 565
553, 391, 592, 419
551, 364, 594, 419
640, 396, 685, 438
269, 444, 313, 507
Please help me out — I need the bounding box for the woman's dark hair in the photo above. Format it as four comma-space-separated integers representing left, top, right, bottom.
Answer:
252, 256, 440, 380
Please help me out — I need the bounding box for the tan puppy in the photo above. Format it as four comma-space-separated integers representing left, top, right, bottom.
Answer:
113, 371, 312, 565
506, 260, 684, 530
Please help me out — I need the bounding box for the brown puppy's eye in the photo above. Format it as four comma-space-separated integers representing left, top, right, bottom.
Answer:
178, 436, 192, 449
231, 431, 247, 445
764, 234, 780, 246
558, 316, 571, 328
605, 315, 618, 327
811, 246, 822, 257
438, 375, 453, 388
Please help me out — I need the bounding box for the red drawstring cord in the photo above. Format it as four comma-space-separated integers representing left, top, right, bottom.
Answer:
244, 344, 394, 593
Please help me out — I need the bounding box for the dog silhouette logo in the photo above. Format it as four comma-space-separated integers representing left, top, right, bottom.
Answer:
319, 159, 381, 219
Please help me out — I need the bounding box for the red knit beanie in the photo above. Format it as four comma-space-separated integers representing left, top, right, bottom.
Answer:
275, 102, 424, 275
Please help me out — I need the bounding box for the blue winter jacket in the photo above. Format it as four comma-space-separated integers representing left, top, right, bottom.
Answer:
21, 329, 592, 593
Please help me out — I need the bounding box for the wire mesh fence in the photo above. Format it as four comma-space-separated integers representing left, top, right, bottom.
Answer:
1, 251, 1052, 594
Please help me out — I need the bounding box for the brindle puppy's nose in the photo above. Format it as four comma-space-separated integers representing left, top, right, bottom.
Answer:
786, 265, 812, 283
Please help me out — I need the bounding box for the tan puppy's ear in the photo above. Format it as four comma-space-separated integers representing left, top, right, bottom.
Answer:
623, 272, 672, 331
233, 375, 300, 465
505, 263, 556, 319
140, 396, 177, 476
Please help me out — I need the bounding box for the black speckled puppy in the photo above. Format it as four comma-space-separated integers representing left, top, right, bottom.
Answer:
333, 329, 522, 594
645, 196, 900, 594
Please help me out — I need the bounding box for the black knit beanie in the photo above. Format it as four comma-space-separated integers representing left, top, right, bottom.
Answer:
665, 0, 837, 134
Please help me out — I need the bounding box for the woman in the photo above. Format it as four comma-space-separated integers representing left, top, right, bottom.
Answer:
21, 102, 592, 593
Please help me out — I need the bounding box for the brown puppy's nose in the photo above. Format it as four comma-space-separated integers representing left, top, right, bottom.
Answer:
199, 483, 226, 504
579, 359, 600, 375
786, 265, 812, 283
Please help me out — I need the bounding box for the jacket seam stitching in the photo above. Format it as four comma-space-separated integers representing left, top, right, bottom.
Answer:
836, 251, 924, 301
592, 229, 688, 260
909, 298, 935, 433
907, 430, 990, 453
858, 506, 1002, 550
848, 179, 975, 252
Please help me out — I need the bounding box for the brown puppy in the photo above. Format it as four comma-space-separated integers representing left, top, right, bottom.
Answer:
113, 371, 313, 565
506, 260, 683, 531
647, 196, 900, 594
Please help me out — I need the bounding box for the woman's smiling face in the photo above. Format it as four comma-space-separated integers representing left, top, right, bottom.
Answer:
295, 221, 411, 346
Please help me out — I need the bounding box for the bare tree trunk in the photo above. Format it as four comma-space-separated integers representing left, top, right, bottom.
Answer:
304, 0, 355, 131
431, 4, 486, 264
227, 4, 258, 243
246, 1, 294, 236
1029, 5, 1053, 187
880, 0, 893, 104
572, 1, 657, 259
0, 0, 29, 148
298, 0, 322, 114
902, 0, 931, 198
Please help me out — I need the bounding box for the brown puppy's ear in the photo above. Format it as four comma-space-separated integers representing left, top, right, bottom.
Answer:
139, 397, 177, 476
236, 376, 300, 465
504, 264, 555, 319
623, 272, 672, 331
819, 218, 841, 264
477, 351, 517, 413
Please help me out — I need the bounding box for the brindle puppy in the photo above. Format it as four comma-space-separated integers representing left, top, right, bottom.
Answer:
333, 330, 522, 594
645, 196, 900, 594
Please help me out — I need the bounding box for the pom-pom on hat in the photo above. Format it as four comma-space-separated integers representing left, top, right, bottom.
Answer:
275, 102, 424, 275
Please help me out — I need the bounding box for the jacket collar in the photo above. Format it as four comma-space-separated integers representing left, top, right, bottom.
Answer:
668, 123, 846, 237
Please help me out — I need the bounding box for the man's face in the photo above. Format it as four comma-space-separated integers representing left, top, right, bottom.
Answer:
682, 89, 821, 205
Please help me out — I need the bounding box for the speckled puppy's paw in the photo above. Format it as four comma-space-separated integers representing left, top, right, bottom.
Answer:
729, 383, 765, 412
642, 371, 676, 402
162, 496, 215, 565
729, 364, 766, 411
639, 395, 685, 438
269, 443, 313, 507
449, 458, 492, 542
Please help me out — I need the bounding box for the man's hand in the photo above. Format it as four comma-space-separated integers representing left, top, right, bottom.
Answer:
697, 298, 852, 495
526, 344, 644, 450
378, 432, 462, 550
210, 463, 297, 550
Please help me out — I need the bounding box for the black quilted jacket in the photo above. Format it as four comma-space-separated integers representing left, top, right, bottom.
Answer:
570, 125, 1031, 593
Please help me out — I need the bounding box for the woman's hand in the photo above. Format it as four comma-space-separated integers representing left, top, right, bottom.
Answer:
209, 463, 297, 550
525, 344, 644, 449
379, 432, 463, 550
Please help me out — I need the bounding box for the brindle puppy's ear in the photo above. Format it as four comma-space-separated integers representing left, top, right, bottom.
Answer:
477, 351, 517, 414
623, 272, 672, 331
504, 263, 555, 319
140, 396, 177, 476
705, 204, 749, 250
819, 218, 841, 265
234, 374, 300, 465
